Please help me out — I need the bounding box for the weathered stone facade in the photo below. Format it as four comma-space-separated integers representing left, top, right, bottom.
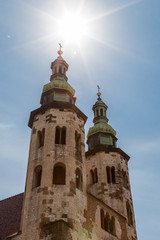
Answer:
10, 50, 137, 240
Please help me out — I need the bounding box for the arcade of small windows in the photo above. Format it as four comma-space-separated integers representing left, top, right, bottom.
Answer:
96, 108, 105, 117
90, 168, 98, 184
55, 126, 66, 145
76, 168, 83, 191
32, 165, 42, 188
106, 166, 116, 184
100, 209, 116, 236
53, 163, 66, 185
126, 201, 133, 226
37, 128, 45, 148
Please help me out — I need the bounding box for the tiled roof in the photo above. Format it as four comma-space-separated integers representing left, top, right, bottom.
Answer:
0, 193, 24, 240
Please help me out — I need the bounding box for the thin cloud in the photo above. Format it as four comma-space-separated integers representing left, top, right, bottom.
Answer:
128, 138, 160, 153
0, 123, 14, 129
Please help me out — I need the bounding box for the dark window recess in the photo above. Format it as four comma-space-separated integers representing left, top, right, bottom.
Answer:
55, 126, 66, 145
90, 168, 98, 184
111, 167, 115, 183
76, 168, 82, 191
75, 131, 82, 161
100, 209, 104, 229
55, 126, 61, 144
61, 127, 66, 144
38, 128, 45, 148
126, 201, 133, 226
106, 166, 116, 184
100, 209, 116, 236
106, 167, 111, 183
53, 164, 66, 185
104, 213, 109, 232
90, 170, 94, 184
96, 109, 99, 117
59, 66, 62, 73
100, 108, 103, 116
32, 165, 42, 188
122, 170, 129, 189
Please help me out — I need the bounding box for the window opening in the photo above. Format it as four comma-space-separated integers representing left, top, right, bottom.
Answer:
90, 169, 94, 184
100, 209, 104, 229
106, 167, 111, 183
38, 128, 45, 148
32, 165, 42, 188
100, 108, 103, 116
104, 213, 109, 232
55, 126, 60, 144
61, 127, 66, 144
96, 109, 99, 117
75, 131, 82, 160
126, 201, 133, 226
111, 167, 115, 184
53, 164, 66, 185
109, 216, 115, 235
76, 168, 82, 191
94, 168, 98, 183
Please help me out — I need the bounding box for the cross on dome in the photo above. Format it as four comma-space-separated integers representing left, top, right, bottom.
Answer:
58, 43, 63, 56
97, 85, 101, 100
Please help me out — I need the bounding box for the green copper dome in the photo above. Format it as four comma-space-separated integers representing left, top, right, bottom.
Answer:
43, 78, 75, 96
87, 122, 116, 138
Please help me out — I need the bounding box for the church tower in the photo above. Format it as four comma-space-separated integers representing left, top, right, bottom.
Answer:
11, 47, 88, 240
85, 89, 137, 240
9, 47, 137, 240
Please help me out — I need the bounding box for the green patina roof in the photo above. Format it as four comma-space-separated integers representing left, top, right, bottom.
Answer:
43, 78, 75, 96
87, 122, 116, 138
93, 99, 107, 109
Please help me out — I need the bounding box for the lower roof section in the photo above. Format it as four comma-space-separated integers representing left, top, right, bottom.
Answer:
85, 145, 130, 161
0, 193, 24, 240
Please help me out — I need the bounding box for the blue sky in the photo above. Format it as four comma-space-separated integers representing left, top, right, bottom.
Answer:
0, 0, 160, 239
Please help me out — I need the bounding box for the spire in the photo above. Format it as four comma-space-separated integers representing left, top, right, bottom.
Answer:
97, 85, 101, 100
87, 88, 117, 150
58, 43, 63, 56
40, 44, 76, 106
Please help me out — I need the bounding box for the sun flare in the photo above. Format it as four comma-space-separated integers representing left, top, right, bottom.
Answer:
57, 12, 88, 44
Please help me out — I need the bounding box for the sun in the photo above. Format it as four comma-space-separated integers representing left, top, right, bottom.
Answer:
57, 12, 88, 44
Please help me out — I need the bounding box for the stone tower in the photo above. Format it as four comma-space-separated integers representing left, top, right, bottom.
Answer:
85, 90, 137, 240
10, 48, 137, 240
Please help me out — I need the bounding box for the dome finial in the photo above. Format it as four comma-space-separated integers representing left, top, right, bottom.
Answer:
58, 43, 63, 56
97, 85, 101, 100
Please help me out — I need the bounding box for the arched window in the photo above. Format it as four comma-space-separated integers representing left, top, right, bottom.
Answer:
55, 126, 60, 144
111, 167, 116, 184
100, 108, 103, 116
106, 167, 111, 183
53, 163, 66, 185
61, 127, 66, 144
76, 168, 82, 191
32, 165, 42, 188
55, 126, 66, 145
126, 201, 133, 226
94, 168, 98, 183
38, 128, 45, 148
109, 216, 115, 235
100, 209, 104, 229
90, 169, 94, 184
